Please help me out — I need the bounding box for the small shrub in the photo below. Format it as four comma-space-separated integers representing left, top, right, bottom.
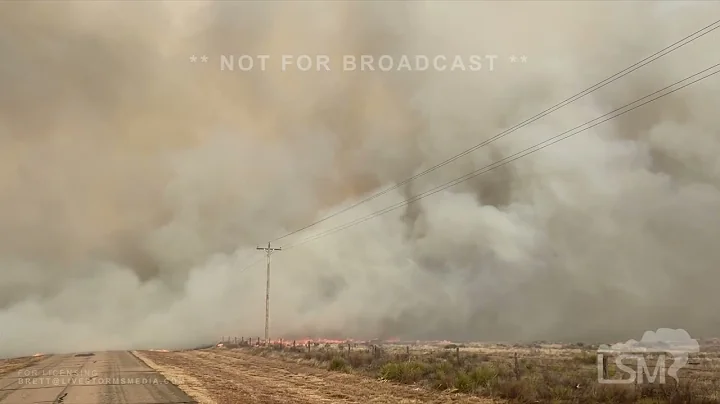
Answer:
379, 361, 426, 384
594, 383, 637, 403
454, 371, 475, 393
493, 379, 537, 401
469, 364, 498, 388
347, 351, 373, 368
432, 371, 453, 390
328, 356, 348, 372
573, 352, 597, 365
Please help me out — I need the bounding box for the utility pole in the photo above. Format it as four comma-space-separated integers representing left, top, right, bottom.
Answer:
256, 242, 281, 345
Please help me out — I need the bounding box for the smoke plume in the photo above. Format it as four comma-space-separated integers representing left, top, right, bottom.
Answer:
1, 1, 720, 357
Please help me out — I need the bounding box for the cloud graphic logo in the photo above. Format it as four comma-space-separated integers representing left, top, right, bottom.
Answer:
597, 328, 699, 383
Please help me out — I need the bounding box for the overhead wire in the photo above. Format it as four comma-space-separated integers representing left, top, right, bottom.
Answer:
268, 19, 720, 244
281, 63, 720, 250
237, 255, 266, 274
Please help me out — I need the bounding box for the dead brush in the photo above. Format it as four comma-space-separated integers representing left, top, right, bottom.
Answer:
328, 356, 349, 372
237, 344, 720, 403
345, 350, 375, 369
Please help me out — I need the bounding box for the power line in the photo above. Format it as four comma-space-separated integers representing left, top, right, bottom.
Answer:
269, 19, 720, 244
285, 64, 720, 248
237, 255, 265, 274
282, 63, 720, 250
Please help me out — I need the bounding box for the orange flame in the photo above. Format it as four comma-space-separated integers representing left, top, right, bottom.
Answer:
222, 336, 460, 347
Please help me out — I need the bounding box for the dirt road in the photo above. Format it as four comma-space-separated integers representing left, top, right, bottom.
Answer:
0, 351, 194, 403
136, 349, 496, 404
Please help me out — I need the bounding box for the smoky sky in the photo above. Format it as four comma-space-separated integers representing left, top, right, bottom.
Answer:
1, 1, 720, 357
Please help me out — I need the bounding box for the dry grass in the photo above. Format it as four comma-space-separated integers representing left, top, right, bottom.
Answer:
0, 356, 44, 377
132, 351, 217, 404
230, 340, 720, 404
140, 348, 497, 403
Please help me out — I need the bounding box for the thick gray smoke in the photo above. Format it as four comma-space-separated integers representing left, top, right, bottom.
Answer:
1, 1, 720, 357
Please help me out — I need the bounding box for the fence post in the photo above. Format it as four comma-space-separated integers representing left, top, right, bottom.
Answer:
514, 352, 521, 380
456, 346, 461, 364
602, 355, 608, 379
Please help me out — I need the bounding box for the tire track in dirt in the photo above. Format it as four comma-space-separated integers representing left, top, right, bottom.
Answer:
140, 349, 498, 404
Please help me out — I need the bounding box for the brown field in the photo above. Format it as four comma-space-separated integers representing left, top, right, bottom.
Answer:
135, 348, 496, 404
0, 355, 44, 378
135, 339, 720, 404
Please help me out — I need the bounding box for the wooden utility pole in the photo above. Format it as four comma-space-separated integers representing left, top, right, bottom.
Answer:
257, 242, 281, 345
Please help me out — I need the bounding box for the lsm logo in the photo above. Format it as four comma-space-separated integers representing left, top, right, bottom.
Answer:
597, 328, 699, 384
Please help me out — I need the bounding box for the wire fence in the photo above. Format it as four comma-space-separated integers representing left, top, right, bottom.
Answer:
215, 336, 720, 379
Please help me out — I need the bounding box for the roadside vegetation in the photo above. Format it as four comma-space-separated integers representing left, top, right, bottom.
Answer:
226, 341, 720, 403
